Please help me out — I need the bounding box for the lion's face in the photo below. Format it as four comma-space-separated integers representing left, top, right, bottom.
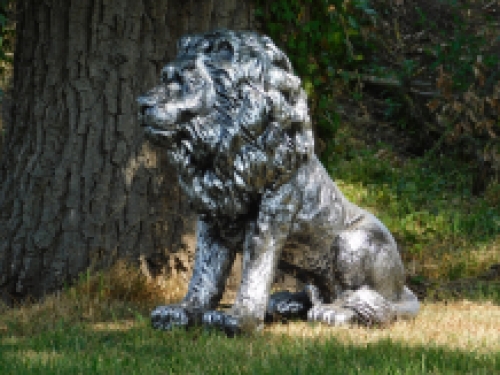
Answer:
137, 30, 314, 219
137, 32, 240, 170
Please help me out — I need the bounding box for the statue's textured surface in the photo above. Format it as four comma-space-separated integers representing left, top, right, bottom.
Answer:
137, 30, 419, 335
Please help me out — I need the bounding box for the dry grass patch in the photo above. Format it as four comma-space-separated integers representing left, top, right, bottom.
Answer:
89, 320, 137, 332
267, 300, 500, 354
0, 260, 186, 337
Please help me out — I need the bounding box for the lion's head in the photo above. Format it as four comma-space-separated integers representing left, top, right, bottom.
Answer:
137, 30, 314, 219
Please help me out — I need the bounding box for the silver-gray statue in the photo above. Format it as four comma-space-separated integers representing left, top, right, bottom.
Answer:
137, 30, 419, 335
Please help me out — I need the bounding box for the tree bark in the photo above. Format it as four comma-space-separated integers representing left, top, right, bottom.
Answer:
0, 0, 257, 303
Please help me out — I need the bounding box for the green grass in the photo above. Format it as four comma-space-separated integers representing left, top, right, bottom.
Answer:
1, 319, 498, 375
0, 262, 498, 375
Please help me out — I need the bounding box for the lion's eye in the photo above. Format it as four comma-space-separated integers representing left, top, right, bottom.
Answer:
199, 40, 213, 53
215, 41, 233, 60
217, 41, 232, 52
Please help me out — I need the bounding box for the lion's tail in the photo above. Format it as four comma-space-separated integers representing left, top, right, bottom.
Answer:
393, 286, 420, 320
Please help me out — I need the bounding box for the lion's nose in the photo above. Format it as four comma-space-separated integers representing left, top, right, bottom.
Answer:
139, 105, 151, 118
136, 95, 156, 108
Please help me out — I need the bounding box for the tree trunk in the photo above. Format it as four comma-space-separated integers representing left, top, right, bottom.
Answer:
0, 0, 257, 303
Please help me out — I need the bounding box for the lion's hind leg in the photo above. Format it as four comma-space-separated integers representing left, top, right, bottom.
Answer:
392, 286, 420, 320
308, 219, 414, 327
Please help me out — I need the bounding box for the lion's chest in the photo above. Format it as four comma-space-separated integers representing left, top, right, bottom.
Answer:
290, 158, 347, 241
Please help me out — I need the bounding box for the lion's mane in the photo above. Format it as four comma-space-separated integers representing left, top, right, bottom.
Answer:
138, 30, 314, 220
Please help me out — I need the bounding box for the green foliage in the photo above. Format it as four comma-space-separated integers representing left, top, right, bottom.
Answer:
255, 0, 377, 157
376, 2, 499, 167
257, 1, 499, 179
416, 6, 499, 91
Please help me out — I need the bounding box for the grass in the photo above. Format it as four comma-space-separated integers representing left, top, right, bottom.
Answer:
1, 262, 499, 375
0, 231, 497, 374
1, 319, 499, 374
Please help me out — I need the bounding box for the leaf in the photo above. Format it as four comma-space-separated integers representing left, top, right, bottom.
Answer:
313, 77, 323, 86
308, 63, 318, 74
486, 98, 498, 110
452, 101, 463, 113
282, 4, 295, 22
348, 16, 359, 29
298, 41, 307, 54
268, 23, 283, 35
309, 20, 321, 32
303, 79, 314, 96
270, 2, 281, 14
427, 99, 441, 113
328, 31, 343, 47
318, 97, 329, 110
466, 109, 478, 124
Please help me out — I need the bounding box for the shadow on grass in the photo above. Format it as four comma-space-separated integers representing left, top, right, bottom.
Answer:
0, 323, 498, 375
416, 278, 500, 306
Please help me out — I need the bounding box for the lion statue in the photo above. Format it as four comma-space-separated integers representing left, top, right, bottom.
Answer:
137, 30, 419, 335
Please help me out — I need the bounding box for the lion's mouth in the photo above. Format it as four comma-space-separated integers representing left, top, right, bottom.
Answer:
145, 124, 207, 173
144, 126, 176, 139
141, 108, 196, 144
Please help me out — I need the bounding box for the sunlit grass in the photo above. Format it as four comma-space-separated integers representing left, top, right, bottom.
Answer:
268, 300, 500, 354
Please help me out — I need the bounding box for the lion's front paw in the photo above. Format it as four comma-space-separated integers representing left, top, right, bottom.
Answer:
203, 311, 241, 336
307, 304, 357, 326
202, 310, 227, 328
151, 305, 202, 330
203, 311, 262, 336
